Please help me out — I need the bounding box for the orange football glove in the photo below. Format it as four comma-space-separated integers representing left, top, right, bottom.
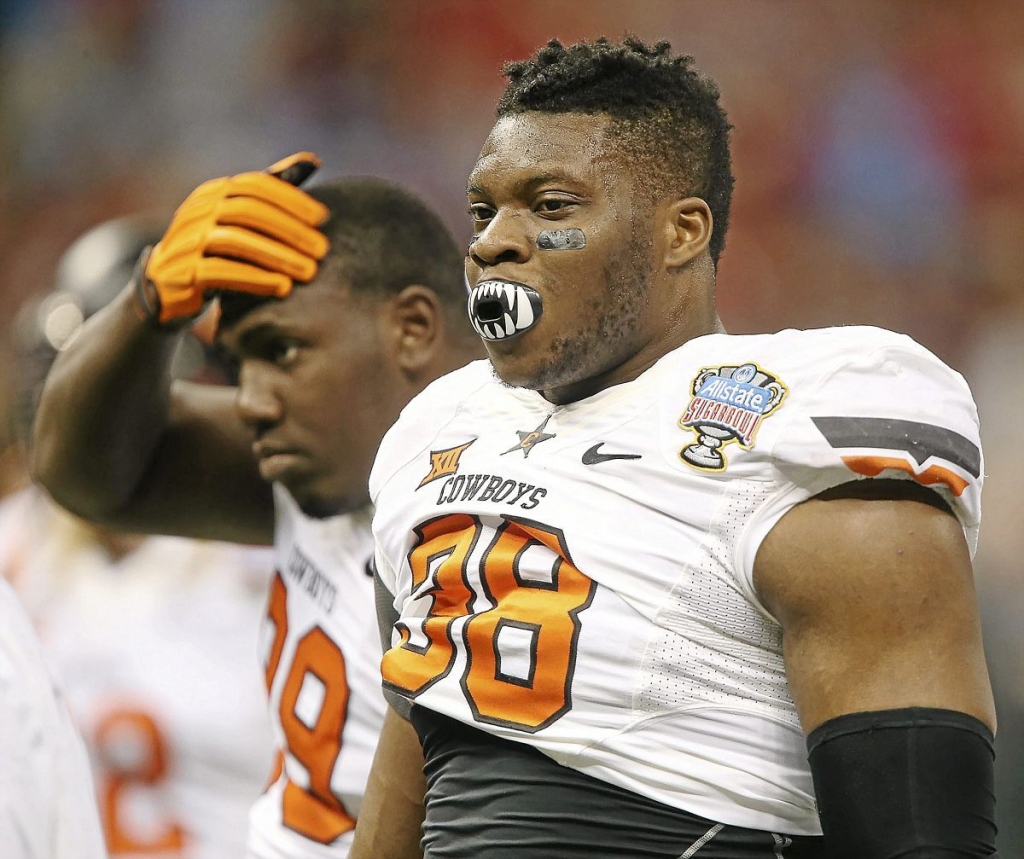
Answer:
134, 152, 330, 326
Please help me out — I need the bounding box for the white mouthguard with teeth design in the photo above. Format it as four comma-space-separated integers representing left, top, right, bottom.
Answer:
467, 280, 543, 341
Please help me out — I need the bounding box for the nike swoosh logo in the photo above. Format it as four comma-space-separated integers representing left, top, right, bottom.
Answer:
582, 443, 642, 465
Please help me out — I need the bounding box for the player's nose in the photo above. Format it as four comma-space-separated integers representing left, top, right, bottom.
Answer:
235, 364, 283, 430
468, 211, 531, 268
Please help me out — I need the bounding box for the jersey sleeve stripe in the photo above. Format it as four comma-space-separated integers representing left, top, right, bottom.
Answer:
809, 416, 981, 477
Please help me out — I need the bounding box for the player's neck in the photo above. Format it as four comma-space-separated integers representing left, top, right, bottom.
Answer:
541, 316, 726, 406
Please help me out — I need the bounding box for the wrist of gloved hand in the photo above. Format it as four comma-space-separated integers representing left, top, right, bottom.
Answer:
131, 246, 182, 329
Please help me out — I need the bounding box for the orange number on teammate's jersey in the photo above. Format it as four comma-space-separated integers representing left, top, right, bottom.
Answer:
383, 515, 596, 732
279, 627, 354, 841
93, 707, 186, 855
264, 574, 355, 844
264, 572, 288, 691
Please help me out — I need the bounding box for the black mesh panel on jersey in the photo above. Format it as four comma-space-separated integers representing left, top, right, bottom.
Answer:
411, 707, 825, 858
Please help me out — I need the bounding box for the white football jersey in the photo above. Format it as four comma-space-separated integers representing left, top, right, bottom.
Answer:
0, 575, 107, 859
247, 486, 386, 859
0, 489, 275, 859
370, 326, 983, 836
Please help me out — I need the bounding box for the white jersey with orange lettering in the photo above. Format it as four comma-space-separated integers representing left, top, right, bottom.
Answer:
247, 486, 386, 859
369, 326, 983, 837
0, 488, 275, 859
0, 576, 107, 859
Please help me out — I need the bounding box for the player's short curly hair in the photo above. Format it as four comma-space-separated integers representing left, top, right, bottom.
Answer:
308, 179, 464, 308
497, 36, 734, 266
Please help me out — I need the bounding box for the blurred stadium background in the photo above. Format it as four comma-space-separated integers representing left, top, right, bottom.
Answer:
0, 0, 1020, 852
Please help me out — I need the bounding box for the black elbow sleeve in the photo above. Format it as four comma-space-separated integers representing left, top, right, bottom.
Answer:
807, 707, 999, 858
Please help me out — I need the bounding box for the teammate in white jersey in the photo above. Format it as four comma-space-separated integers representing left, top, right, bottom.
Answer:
0, 576, 107, 859
3, 214, 276, 859
0, 490, 276, 858
31, 155, 481, 858
353, 38, 1001, 858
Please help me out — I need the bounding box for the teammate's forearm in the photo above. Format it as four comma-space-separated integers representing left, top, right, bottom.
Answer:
31, 283, 182, 518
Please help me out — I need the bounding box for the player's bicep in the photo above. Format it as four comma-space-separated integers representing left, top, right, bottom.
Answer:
104, 381, 274, 544
753, 485, 996, 735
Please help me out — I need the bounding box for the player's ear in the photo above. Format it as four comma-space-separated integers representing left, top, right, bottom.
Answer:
662, 196, 713, 270
382, 284, 444, 376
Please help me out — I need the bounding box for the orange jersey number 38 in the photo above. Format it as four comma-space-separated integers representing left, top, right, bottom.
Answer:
382, 514, 596, 733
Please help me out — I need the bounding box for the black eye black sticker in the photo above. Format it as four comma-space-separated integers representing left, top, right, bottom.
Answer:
536, 229, 586, 250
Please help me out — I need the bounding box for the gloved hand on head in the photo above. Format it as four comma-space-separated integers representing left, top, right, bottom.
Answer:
134, 152, 329, 327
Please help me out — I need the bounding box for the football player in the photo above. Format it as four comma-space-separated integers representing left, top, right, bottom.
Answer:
355, 38, 1000, 858
0, 488, 277, 859
2, 215, 276, 858
31, 156, 482, 858
0, 575, 107, 859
